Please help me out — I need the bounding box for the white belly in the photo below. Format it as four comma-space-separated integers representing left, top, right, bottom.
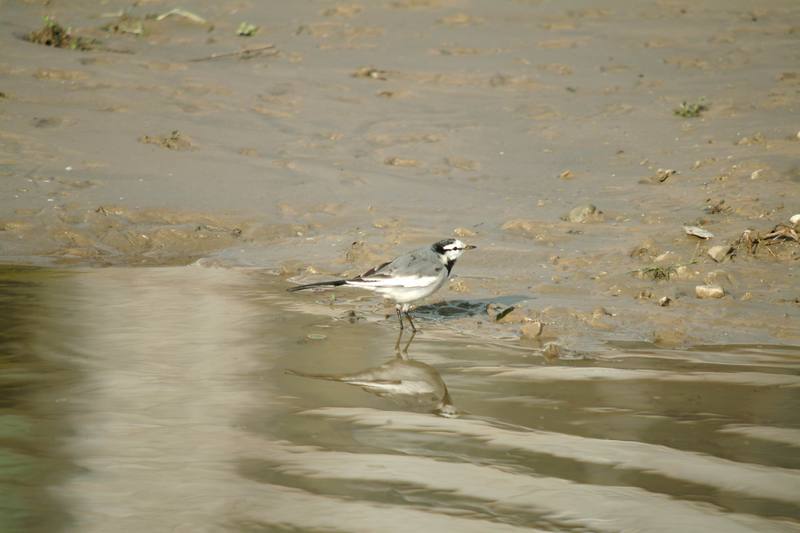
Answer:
372, 272, 448, 303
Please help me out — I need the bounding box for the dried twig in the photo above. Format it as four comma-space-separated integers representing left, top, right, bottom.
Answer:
188, 44, 276, 62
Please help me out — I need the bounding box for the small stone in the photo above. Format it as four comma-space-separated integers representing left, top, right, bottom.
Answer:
543, 343, 560, 359
453, 227, 477, 238
635, 290, 653, 300
658, 296, 672, 306
384, 156, 419, 167
448, 278, 468, 293
485, 303, 504, 321
566, 204, 603, 223
707, 245, 732, 262
695, 285, 725, 299
592, 307, 613, 319
629, 238, 659, 259
655, 168, 677, 182
520, 321, 544, 339
559, 169, 574, 179
790, 214, 800, 226
675, 265, 694, 280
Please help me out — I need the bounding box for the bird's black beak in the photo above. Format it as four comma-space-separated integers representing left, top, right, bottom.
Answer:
465, 244, 477, 250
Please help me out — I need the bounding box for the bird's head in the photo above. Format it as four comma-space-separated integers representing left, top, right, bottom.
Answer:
432, 238, 476, 262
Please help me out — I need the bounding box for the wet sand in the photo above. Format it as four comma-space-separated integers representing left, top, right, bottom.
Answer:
0, 0, 799, 530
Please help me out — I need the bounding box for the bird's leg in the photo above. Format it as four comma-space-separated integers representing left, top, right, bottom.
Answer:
403, 304, 418, 333
401, 330, 416, 357
394, 328, 404, 355
395, 305, 404, 330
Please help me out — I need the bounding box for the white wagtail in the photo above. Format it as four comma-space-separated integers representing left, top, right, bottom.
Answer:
287, 238, 476, 331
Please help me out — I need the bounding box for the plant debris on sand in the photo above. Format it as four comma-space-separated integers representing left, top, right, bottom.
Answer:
673, 99, 708, 118
636, 265, 677, 281
102, 14, 145, 36
138, 130, 194, 151
733, 224, 800, 256
28, 16, 97, 50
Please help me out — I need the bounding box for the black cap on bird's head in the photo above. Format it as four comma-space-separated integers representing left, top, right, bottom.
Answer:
432, 238, 476, 255
432, 238, 477, 263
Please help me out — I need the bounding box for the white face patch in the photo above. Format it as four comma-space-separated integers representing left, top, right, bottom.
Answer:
443, 239, 466, 252
442, 239, 466, 261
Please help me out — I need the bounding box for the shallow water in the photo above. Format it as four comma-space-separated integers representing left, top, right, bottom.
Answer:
1, 266, 798, 532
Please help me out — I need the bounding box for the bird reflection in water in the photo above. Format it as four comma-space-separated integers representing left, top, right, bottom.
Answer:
286, 331, 458, 417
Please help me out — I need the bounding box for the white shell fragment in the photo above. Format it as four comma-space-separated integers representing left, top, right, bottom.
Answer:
683, 226, 714, 239
790, 214, 800, 226
695, 285, 725, 299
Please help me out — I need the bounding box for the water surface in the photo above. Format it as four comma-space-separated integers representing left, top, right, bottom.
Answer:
1, 266, 799, 532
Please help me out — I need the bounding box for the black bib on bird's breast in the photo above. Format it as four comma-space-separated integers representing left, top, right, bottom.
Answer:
445, 258, 456, 275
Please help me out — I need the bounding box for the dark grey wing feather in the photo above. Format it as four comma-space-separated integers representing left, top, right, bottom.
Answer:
357, 248, 443, 280
351, 260, 392, 281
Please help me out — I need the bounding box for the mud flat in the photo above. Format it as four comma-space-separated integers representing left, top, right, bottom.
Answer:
0, 2, 798, 344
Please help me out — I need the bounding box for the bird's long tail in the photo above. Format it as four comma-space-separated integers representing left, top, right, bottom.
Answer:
284, 369, 348, 381
286, 279, 347, 292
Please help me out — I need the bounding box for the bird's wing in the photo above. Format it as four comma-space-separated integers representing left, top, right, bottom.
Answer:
351, 250, 443, 287
350, 274, 440, 287
357, 260, 392, 278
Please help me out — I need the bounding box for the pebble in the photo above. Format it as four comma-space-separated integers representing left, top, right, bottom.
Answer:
707, 245, 732, 262
695, 285, 725, 299
790, 214, 800, 226
453, 227, 477, 238
543, 343, 560, 359
658, 296, 672, 306
567, 204, 603, 223
520, 321, 544, 339
592, 307, 613, 318
655, 168, 677, 182
675, 265, 694, 280
448, 278, 469, 293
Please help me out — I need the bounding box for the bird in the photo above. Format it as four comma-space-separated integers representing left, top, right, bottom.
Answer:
287, 238, 476, 331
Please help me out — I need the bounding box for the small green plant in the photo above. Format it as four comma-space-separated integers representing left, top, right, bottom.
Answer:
29, 15, 96, 50
236, 22, 259, 36
674, 99, 708, 118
